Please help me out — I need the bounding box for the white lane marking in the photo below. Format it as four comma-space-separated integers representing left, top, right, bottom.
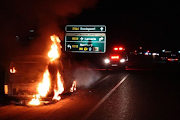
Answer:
81, 74, 129, 120
92, 75, 111, 87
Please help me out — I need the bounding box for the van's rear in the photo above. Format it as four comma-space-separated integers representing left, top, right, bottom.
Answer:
4, 55, 75, 101
4, 58, 48, 100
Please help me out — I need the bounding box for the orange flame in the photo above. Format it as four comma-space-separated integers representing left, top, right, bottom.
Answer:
70, 81, 77, 92
28, 35, 62, 106
28, 34, 76, 106
52, 71, 64, 100
28, 95, 40, 105
38, 69, 51, 97
48, 35, 61, 62
28, 69, 51, 106
10, 67, 16, 73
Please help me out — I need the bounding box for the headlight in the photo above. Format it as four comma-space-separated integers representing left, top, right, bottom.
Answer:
120, 58, 125, 63
104, 59, 110, 64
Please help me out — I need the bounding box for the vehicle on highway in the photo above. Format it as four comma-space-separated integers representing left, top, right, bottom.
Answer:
161, 56, 167, 61
103, 47, 128, 70
4, 54, 75, 101
166, 56, 178, 63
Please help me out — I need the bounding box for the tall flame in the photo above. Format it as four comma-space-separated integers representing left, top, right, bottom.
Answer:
38, 69, 51, 97
48, 35, 61, 62
52, 71, 64, 100
28, 34, 76, 106
29, 35, 62, 106
28, 69, 51, 105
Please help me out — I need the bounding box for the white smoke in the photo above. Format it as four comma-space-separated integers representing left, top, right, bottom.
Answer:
73, 67, 101, 88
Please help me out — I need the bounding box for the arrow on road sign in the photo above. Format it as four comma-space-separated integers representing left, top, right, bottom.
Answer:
80, 37, 83, 41
67, 44, 71, 49
89, 47, 92, 51
100, 27, 104, 31
99, 37, 104, 41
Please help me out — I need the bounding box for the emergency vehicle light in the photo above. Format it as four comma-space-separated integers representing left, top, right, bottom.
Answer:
114, 47, 118, 50
111, 56, 120, 59
119, 47, 123, 50
114, 47, 124, 51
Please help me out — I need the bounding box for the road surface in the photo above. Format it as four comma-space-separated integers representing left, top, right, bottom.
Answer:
0, 66, 180, 120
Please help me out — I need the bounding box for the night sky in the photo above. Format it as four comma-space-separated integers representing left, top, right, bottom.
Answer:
0, 0, 180, 66
68, 0, 180, 52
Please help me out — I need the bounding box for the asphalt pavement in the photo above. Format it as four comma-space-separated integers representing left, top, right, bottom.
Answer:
88, 69, 180, 120
0, 63, 180, 120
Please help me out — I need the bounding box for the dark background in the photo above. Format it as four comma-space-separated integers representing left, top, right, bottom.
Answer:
1, 0, 180, 58
68, 0, 180, 52
0, 0, 180, 94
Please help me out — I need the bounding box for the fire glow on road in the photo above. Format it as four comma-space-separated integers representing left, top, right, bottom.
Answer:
81, 74, 129, 120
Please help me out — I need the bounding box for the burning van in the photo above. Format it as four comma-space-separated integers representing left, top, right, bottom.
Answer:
5, 55, 49, 98
4, 35, 76, 105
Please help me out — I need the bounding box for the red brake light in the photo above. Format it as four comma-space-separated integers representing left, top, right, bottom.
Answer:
111, 56, 119, 59
119, 47, 123, 50
114, 47, 118, 50
175, 58, 178, 61
167, 58, 171, 61
114, 47, 125, 50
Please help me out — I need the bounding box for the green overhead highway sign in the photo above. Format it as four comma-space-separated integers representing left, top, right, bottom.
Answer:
66, 33, 105, 42
65, 33, 106, 53
65, 25, 106, 32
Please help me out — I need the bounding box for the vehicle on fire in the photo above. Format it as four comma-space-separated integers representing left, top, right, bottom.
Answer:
4, 54, 76, 102
103, 47, 128, 70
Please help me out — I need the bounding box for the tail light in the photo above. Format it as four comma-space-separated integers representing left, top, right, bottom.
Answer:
167, 58, 171, 61
4, 85, 8, 94
114, 48, 118, 51
175, 58, 178, 61
114, 47, 124, 51
119, 47, 123, 50
111, 56, 119, 59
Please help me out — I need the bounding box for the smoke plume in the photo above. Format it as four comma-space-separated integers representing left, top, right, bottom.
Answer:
73, 67, 101, 88
0, 0, 99, 67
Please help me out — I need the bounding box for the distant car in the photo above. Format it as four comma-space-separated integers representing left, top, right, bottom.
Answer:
166, 56, 178, 63
161, 56, 167, 61
103, 47, 128, 70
